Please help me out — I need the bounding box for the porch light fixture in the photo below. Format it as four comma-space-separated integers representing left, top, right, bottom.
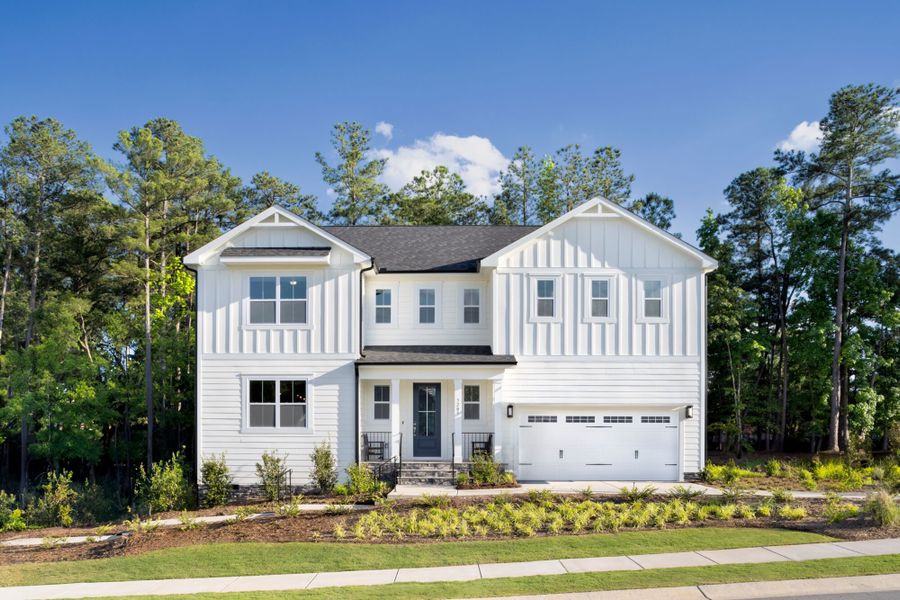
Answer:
506, 404, 514, 418
685, 405, 693, 419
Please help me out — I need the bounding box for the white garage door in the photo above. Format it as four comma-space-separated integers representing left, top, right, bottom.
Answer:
518, 409, 679, 481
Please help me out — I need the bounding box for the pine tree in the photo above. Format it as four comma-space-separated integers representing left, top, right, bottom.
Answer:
316, 122, 388, 224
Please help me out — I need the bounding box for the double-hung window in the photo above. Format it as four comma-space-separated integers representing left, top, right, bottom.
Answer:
373, 384, 390, 420
375, 289, 392, 324
643, 280, 663, 319
591, 279, 610, 318
533, 277, 558, 320
463, 385, 480, 420
248, 378, 307, 428
249, 276, 307, 324
418, 288, 436, 324
462, 288, 480, 324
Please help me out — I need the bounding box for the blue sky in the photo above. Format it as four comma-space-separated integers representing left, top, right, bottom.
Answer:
1, 1, 898, 245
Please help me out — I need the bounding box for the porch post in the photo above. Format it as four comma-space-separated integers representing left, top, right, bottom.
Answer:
453, 378, 463, 463
492, 379, 504, 465
390, 378, 401, 458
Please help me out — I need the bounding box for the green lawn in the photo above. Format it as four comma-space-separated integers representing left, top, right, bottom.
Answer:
72, 555, 900, 600
0, 528, 829, 587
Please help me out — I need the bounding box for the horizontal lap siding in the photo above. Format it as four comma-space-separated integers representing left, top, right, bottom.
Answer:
199, 357, 356, 485
502, 360, 702, 474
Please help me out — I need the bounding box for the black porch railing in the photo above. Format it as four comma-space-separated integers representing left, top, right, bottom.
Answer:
460, 432, 493, 463
361, 431, 402, 484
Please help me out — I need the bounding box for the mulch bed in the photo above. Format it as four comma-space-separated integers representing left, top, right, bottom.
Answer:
2, 496, 897, 566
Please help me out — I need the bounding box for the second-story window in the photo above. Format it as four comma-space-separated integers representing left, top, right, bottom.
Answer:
463, 288, 480, 324
536, 279, 556, 318
375, 289, 392, 324
643, 280, 663, 318
418, 288, 436, 324
249, 276, 307, 324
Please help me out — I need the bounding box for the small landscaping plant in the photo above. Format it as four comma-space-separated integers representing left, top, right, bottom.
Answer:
824, 493, 860, 524
256, 451, 288, 502
459, 453, 517, 488
200, 453, 232, 508
0, 490, 26, 532
310, 441, 338, 494
777, 505, 807, 520
620, 484, 656, 501
28, 470, 78, 527
864, 489, 900, 528
137, 452, 193, 513
668, 485, 705, 500
770, 488, 794, 504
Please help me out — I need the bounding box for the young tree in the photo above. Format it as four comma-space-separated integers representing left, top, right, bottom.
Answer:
589, 146, 633, 204
315, 122, 388, 224
387, 166, 487, 224
777, 84, 899, 452
242, 171, 322, 222
536, 156, 561, 224
498, 145, 539, 225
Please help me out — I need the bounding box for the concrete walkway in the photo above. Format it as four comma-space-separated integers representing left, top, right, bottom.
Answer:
468, 573, 900, 600
390, 481, 868, 499
1, 504, 370, 549
5, 537, 899, 599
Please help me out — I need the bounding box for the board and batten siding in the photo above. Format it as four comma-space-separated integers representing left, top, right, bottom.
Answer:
363, 272, 491, 346
491, 216, 704, 358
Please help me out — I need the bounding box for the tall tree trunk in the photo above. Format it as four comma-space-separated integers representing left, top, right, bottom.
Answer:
0, 243, 12, 354
827, 194, 851, 453
144, 213, 154, 473
19, 230, 42, 502
775, 297, 789, 451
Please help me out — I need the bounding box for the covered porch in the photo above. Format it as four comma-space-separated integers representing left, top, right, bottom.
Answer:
356, 346, 515, 467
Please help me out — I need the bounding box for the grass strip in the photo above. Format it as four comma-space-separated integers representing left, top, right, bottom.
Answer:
0, 527, 828, 587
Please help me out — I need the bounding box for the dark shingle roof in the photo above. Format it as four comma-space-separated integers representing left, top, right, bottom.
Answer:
221, 247, 331, 257
357, 346, 517, 365
323, 226, 538, 272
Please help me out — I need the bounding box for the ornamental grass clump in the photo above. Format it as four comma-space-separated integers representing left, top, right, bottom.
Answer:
864, 490, 900, 528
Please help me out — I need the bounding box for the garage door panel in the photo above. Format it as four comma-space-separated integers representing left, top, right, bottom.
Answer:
518, 408, 679, 481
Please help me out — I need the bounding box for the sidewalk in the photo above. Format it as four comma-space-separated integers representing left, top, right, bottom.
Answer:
468, 573, 900, 599
5, 537, 899, 599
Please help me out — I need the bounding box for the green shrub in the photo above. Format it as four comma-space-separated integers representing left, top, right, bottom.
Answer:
770, 488, 794, 504
137, 452, 193, 513
620, 485, 656, 502
777, 505, 807, 520
825, 495, 860, 524
417, 493, 452, 508
200, 454, 232, 508
864, 490, 900, 528
799, 469, 817, 490
333, 483, 350, 496
256, 451, 288, 502
456, 472, 470, 487
310, 441, 337, 494
73, 481, 121, 524
764, 459, 784, 477
720, 486, 743, 502
0, 491, 26, 532
29, 470, 78, 527
346, 462, 377, 495
756, 499, 773, 517
470, 453, 504, 486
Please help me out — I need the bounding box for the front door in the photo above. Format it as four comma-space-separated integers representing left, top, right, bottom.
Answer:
413, 383, 441, 457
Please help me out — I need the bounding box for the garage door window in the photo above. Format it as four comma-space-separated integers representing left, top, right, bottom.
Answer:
565, 416, 595, 423
527, 415, 557, 423
603, 415, 633, 423
641, 416, 671, 423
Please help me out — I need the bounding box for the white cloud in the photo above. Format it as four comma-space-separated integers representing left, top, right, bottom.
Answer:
777, 120, 823, 152
373, 133, 509, 197
375, 121, 394, 140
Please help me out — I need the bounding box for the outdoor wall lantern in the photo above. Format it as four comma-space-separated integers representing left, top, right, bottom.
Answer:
506, 404, 514, 418
685, 405, 694, 419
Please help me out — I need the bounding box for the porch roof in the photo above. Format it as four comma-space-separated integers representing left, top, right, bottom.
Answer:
357, 345, 517, 366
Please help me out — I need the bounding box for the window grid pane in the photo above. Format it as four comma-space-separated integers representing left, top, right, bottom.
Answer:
537, 279, 554, 298
592, 298, 609, 318
419, 306, 435, 324
250, 301, 276, 323
537, 298, 554, 317
464, 306, 479, 324
644, 280, 662, 299
250, 277, 276, 300
375, 289, 391, 306
645, 298, 662, 318
280, 277, 307, 299
375, 306, 391, 324
280, 300, 307, 323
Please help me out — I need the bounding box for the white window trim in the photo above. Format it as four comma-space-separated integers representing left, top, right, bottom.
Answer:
240, 374, 314, 434
582, 273, 617, 323
529, 274, 562, 323
415, 284, 441, 327
242, 272, 314, 330
463, 383, 482, 421
459, 286, 484, 327
371, 284, 398, 329
636, 273, 670, 324
373, 383, 391, 420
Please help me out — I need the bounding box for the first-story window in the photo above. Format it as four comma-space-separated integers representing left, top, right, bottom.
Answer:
591, 279, 610, 318
375, 289, 392, 324
418, 288, 436, 324
464, 385, 480, 420
463, 288, 480, 324
536, 278, 556, 318
373, 384, 390, 420
248, 378, 307, 428
249, 276, 307, 324
643, 280, 663, 318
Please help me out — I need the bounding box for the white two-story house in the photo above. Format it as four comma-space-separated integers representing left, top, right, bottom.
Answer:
183, 197, 717, 489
